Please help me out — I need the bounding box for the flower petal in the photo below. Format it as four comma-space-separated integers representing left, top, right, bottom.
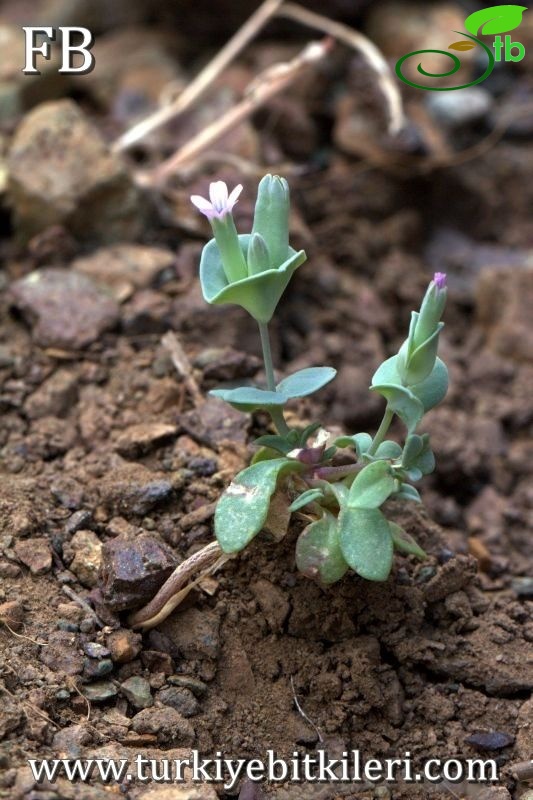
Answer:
191, 194, 216, 218
209, 181, 229, 212
227, 184, 243, 210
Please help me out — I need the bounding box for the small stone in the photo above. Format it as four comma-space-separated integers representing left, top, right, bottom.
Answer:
66, 530, 102, 588
114, 423, 178, 457
40, 631, 83, 676
120, 676, 153, 709
465, 731, 515, 751
121, 290, 173, 335
83, 657, 113, 679
99, 532, 177, 612
57, 620, 79, 633
50, 476, 85, 510
14, 537, 52, 575
82, 681, 118, 703
8, 268, 120, 350
0, 600, 24, 631
73, 244, 175, 301
0, 477, 38, 538
131, 707, 195, 745
7, 99, 141, 242
157, 687, 200, 717
426, 88, 492, 128
24, 369, 78, 420
83, 642, 110, 659
168, 676, 208, 696
106, 628, 142, 663
65, 510, 93, 535
52, 724, 92, 757
97, 462, 182, 516
512, 577, 533, 598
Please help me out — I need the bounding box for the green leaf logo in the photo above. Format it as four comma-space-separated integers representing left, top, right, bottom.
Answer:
464, 4, 527, 36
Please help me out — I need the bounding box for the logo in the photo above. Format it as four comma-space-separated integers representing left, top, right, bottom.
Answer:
395, 4, 527, 90
22, 27, 95, 75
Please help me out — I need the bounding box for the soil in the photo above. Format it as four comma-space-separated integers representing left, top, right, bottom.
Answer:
0, 2, 532, 800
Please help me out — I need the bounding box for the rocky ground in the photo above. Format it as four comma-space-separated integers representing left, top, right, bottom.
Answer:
0, 1, 532, 799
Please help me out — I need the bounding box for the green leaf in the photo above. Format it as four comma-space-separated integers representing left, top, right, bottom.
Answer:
329, 481, 350, 506
338, 507, 394, 581
404, 467, 423, 482
404, 324, 444, 385
393, 484, 421, 503
372, 354, 448, 415
296, 511, 349, 585
465, 5, 527, 36
209, 386, 285, 413
402, 434, 424, 468
297, 421, 322, 446
215, 458, 301, 553
389, 521, 427, 559
334, 432, 372, 458
371, 384, 424, 434
277, 367, 336, 399
200, 234, 306, 323
253, 435, 293, 455
374, 440, 403, 460
348, 461, 396, 509
251, 446, 282, 464
289, 488, 325, 512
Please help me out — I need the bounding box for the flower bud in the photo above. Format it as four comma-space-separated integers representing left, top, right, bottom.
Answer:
247, 233, 271, 276
252, 174, 290, 268
211, 215, 248, 283
397, 273, 447, 386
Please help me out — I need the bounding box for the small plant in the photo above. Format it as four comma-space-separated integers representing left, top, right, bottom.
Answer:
189, 176, 449, 585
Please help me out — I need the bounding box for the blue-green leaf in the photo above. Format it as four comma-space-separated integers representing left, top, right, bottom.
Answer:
334, 432, 372, 458
371, 384, 424, 434
372, 355, 448, 414
289, 488, 325, 512
374, 440, 403, 460
209, 386, 285, 412
389, 521, 427, 559
296, 511, 349, 584
393, 484, 422, 503
277, 367, 336, 399
338, 507, 394, 581
297, 421, 322, 446
253, 434, 293, 455
402, 434, 424, 468
215, 458, 301, 553
465, 4, 527, 36
348, 461, 396, 509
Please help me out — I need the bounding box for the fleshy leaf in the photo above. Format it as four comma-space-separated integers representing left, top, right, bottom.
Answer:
296, 511, 349, 585
334, 432, 372, 458
372, 355, 448, 414
371, 384, 424, 434
297, 422, 322, 446
289, 488, 325, 512
253, 434, 294, 455
374, 440, 403, 460
215, 458, 301, 553
338, 507, 394, 581
200, 234, 306, 323
210, 386, 285, 412
389, 521, 427, 559
465, 5, 527, 36
277, 367, 337, 399
393, 484, 422, 503
402, 434, 424, 468
348, 461, 396, 509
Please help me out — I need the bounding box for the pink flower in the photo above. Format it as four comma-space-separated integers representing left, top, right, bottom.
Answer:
433, 272, 447, 290
191, 181, 243, 220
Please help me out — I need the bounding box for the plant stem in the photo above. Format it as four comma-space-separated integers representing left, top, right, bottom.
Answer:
367, 406, 394, 456
258, 321, 290, 435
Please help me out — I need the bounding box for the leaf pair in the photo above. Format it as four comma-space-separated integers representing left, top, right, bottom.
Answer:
211, 366, 336, 412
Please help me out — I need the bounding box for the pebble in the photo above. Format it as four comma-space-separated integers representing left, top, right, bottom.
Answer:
73, 244, 175, 301
67, 530, 102, 588
114, 422, 178, 457
99, 532, 177, 612
83, 658, 113, 679
512, 577, 533, 598
131, 707, 195, 745
106, 628, 143, 663
65, 510, 93, 535
82, 681, 118, 703
465, 731, 515, 751
168, 675, 208, 696
157, 686, 200, 717
13, 537, 52, 575
0, 600, 24, 631
97, 462, 184, 516
8, 268, 120, 350
7, 99, 141, 243
57, 620, 79, 633
40, 631, 83, 676
83, 642, 110, 659
120, 676, 153, 709
426, 87, 493, 128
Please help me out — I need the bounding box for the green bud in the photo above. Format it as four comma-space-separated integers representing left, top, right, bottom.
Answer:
211, 215, 248, 284
414, 279, 447, 348
252, 174, 290, 268
247, 233, 271, 276
397, 275, 447, 386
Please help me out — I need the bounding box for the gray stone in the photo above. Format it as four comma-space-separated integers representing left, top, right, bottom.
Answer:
131, 707, 195, 745
9, 268, 120, 349
120, 676, 153, 709
82, 681, 118, 703
157, 687, 200, 717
